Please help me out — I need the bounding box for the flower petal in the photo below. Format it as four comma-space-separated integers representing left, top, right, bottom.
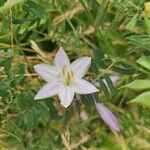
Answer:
58, 86, 74, 108
73, 79, 99, 94
34, 64, 58, 82
70, 57, 91, 78
95, 103, 120, 132
34, 82, 61, 100
54, 47, 70, 69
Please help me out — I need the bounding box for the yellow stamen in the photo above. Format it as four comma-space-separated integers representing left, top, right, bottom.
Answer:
65, 71, 73, 85
60, 65, 74, 85
62, 65, 67, 75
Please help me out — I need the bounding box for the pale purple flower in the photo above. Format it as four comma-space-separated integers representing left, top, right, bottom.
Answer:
34, 47, 99, 108
95, 103, 120, 132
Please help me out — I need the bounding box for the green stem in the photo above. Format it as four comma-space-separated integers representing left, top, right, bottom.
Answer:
0, 127, 23, 142
119, 59, 150, 76
93, 60, 117, 83
0, 0, 25, 13
79, 0, 95, 23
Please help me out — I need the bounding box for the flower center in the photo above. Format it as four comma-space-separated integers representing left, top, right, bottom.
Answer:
60, 65, 74, 85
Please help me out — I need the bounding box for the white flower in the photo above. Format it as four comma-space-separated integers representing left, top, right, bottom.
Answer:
34, 47, 99, 108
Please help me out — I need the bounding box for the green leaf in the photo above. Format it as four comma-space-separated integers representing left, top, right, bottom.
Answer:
94, 0, 109, 30
144, 16, 150, 32
26, 110, 36, 130
92, 48, 104, 63
3, 58, 13, 73
24, 0, 47, 18
75, 100, 81, 116
45, 100, 60, 119
137, 55, 150, 70
99, 79, 109, 95
1, 17, 11, 32
130, 91, 150, 107
112, 66, 134, 75
104, 74, 114, 91
90, 59, 99, 74
63, 105, 73, 126
15, 76, 24, 85
27, 0, 46, 14
126, 13, 138, 31
122, 80, 150, 90
18, 62, 25, 74
81, 94, 95, 107
17, 91, 35, 110
35, 103, 50, 121
0, 0, 6, 7
0, 80, 8, 90
0, 91, 11, 103
15, 114, 24, 127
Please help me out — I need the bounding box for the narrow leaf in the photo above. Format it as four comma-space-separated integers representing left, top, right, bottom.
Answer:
126, 13, 138, 31
144, 16, 150, 32
122, 80, 150, 90
137, 55, 150, 70
26, 111, 36, 130
104, 74, 114, 91
99, 79, 109, 95
130, 91, 150, 107
94, 0, 109, 29
63, 105, 73, 126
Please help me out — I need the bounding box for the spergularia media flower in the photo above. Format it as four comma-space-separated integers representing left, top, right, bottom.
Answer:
95, 103, 120, 132
34, 47, 99, 108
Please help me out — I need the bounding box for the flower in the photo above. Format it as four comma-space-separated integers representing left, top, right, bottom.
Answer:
95, 103, 120, 132
34, 47, 99, 108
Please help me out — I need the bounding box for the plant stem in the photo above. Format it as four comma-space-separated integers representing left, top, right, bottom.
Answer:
0, 0, 25, 13
0, 127, 23, 142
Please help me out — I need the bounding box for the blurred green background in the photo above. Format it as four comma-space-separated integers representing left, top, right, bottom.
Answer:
0, 0, 150, 149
